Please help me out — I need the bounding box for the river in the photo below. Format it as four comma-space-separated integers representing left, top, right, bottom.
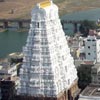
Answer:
0, 31, 27, 58
1, 8, 100, 58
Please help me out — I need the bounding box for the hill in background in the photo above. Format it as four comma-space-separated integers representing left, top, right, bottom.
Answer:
0, 0, 100, 19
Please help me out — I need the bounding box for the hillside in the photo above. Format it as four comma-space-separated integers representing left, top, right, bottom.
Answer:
0, 0, 100, 19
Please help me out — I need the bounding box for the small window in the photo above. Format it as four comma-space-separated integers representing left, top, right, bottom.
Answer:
88, 46, 90, 49
93, 44, 96, 46
65, 66, 67, 72
92, 39, 95, 41
37, 22, 39, 28
68, 79, 70, 85
87, 39, 91, 41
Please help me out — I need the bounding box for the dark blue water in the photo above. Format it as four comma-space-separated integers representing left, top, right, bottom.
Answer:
61, 8, 100, 34
0, 31, 27, 58
1, 8, 100, 58
61, 8, 100, 21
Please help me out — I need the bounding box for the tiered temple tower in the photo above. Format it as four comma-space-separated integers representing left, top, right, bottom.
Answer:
17, 0, 78, 100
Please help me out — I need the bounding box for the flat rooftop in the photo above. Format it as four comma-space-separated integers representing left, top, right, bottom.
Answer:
81, 84, 100, 97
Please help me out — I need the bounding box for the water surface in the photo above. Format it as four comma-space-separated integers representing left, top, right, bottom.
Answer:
0, 31, 27, 58
1, 8, 100, 58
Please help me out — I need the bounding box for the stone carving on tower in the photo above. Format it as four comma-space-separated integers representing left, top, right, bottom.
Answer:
17, 0, 79, 100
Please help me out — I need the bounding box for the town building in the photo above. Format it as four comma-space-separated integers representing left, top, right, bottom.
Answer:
8, 63, 21, 77
7, 53, 23, 93
77, 30, 100, 62
0, 65, 9, 80
17, 0, 79, 100
8, 63, 21, 91
0, 80, 15, 100
0, 59, 10, 80
84, 35, 100, 62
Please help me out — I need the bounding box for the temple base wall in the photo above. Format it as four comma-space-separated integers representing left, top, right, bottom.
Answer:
15, 80, 80, 100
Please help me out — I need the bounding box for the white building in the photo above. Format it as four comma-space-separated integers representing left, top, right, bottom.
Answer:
8, 63, 21, 91
0, 65, 9, 80
84, 33, 100, 62
17, 0, 78, 99
8, 63, 21, 77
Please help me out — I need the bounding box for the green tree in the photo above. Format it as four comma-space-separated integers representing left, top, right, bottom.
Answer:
79, 20, 97, 37
77, 65, 92, 90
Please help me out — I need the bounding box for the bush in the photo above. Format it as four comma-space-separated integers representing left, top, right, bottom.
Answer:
79, 20, 97, 37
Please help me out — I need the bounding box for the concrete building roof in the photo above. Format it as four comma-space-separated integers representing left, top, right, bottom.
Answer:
81, 84, 100, 97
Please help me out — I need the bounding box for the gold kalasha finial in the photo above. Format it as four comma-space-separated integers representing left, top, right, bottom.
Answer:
39, 0, 52, 8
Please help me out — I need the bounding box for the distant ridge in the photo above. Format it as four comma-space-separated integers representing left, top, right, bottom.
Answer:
0, 0, 100, 19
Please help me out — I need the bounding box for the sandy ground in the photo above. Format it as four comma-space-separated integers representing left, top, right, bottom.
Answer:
0, 0, 44, 19
0, 0, 100, 19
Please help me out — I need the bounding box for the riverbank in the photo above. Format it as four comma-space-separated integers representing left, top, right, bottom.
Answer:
0, 29, 8, 33
0, 28, 28, 33
57, 0, 100, 16
0, 0, 100, 19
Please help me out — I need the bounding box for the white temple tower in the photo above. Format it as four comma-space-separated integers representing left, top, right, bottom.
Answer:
17, 0, 78, 100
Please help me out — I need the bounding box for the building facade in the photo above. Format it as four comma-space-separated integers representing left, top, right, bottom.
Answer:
84, 34, 100, 62
17, 0, 78, 100
8, 63, 21, 77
